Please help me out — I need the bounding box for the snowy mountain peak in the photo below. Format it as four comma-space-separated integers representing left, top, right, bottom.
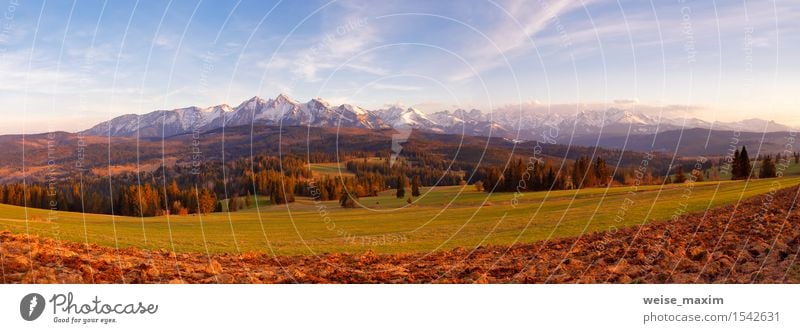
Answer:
308, 98, 330, 108
202, 104, 233, 113
81, 94, 795, 142
245, 95, 264, 103
338, 104, 367, 116
375, 105, 436, 129
274, 93, 298, 105
237, 96, 266, 110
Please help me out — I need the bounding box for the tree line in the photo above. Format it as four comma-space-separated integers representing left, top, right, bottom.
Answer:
2, 146, 794, 216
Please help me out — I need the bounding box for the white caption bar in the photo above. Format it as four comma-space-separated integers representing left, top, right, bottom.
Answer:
1, 284, 797, 332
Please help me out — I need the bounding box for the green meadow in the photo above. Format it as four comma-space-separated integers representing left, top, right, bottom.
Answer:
307, 162, 356, 177
1, 176, 798, 255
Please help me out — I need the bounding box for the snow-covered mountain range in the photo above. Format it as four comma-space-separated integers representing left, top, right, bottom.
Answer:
82, 94, 794, 141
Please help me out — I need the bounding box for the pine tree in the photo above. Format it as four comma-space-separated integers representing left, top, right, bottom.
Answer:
396, 175, 407, 198
483, 167, 502, 192
759, 154, 777, 178
739, 146, 752, 179
731, 148, 741, 179
411, 175, 421, 197
572, 156, 595, 189
594, 157, 609, 186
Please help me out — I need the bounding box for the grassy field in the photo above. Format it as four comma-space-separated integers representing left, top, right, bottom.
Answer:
307, 162, 355, 177
307, 157, 392, 178
1, 176, 799, 255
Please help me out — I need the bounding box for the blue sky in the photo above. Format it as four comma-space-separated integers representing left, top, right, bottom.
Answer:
0, 0, 798, 134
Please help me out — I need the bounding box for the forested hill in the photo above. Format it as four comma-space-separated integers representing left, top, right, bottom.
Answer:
0, 125, 671, 184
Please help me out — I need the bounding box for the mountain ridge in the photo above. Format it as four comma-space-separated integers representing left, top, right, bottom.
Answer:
80, 94, 795, 142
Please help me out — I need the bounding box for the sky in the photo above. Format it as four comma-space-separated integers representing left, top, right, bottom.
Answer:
0, 0, 798, 134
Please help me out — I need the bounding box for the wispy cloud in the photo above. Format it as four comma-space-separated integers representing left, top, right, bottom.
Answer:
371, 83, 422, 91
152, 34, 177, 49
258, 7, 381, 82
448, 0, 600, 81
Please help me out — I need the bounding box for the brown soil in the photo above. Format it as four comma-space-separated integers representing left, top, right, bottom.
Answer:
2, 185, 800, 284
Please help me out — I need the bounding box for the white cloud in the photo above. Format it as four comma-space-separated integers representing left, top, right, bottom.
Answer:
153, 34, 176, 49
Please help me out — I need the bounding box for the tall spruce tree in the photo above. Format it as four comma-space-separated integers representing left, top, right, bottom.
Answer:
759, 154, 777, 178
594, 157, 609, 186
739, 146, 752, 179
411, 175, 421, 197
396, 175, 407, 198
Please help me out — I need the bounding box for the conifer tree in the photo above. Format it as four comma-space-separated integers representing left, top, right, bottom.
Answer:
411, 175, 421, 197
731, 149, 741, 179
594, 157, 609, 186
739, 146, 752, 179
759, 154, 777, 179
396, 175, 407, 198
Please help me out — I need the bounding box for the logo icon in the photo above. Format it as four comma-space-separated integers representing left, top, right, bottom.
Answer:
20, 293, 45, 321
390, 124, 412, 167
